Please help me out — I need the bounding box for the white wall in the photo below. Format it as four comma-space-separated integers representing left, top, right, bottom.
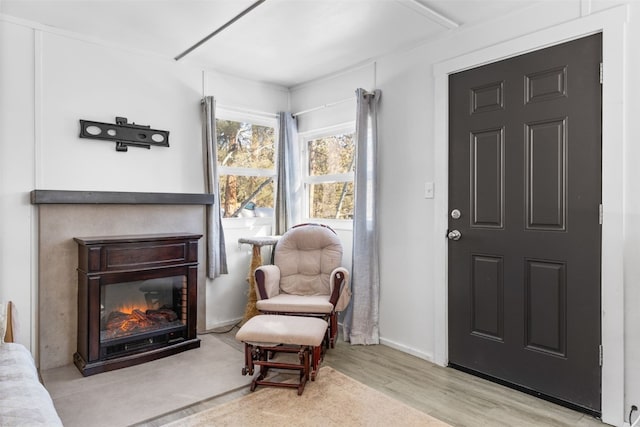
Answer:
0, 20, 35, 349
0, 16, 289, 348
291, 63, 374, 133
39, 36, 204, 193
205, 70, 289, 118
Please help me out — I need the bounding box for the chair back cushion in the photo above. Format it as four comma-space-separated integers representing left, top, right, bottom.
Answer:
274, 225, 342, 296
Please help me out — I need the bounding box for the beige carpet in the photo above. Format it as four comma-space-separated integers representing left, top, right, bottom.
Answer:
163, 367, 451, 427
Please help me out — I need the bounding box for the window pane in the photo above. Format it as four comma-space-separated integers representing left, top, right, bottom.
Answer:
216, 120, 275, 169
308, 134, 355, 176
308, 182, 354, 219
219, 175, 274, 218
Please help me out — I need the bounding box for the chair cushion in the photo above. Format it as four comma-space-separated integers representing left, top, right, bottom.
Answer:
275, 225, 342, 296
256, 294, 333, 314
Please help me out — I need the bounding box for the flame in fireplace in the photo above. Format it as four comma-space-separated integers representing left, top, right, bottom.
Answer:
114, 302, 148, 315
103, 303, 180, 339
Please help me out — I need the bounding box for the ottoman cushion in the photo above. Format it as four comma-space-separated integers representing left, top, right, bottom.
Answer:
236, 315, 328, 347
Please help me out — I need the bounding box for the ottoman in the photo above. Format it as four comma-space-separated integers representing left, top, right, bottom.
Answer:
235, 314, 328, 395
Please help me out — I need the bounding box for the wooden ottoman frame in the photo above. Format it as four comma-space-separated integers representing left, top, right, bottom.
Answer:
235, 315, 328, 395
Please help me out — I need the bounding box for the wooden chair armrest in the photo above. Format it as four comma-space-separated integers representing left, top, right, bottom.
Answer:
329, 267, 351, 311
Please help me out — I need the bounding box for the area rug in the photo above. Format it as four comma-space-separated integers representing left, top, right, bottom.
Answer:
163, 367, 451, 426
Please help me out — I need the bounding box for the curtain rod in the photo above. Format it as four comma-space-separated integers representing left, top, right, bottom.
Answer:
293, 90, 377, 117
216, 103, 278, 119
200, 98, 278, 119
175, 0, 267, 61
293, 96, 356, 117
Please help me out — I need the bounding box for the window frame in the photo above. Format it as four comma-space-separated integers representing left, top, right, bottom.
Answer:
215, 108, 279, 223
300, 122, 356, 223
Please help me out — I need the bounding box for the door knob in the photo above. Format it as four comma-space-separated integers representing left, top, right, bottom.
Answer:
447, 229, 461, 241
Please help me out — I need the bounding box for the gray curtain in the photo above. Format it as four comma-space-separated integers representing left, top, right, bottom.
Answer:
274, 112, 302, 235
343, 88, 381, 345
202, 96, 228, 278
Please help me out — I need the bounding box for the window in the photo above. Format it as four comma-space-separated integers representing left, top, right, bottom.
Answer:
303, 127, 355, 220
216, 113, 277, 218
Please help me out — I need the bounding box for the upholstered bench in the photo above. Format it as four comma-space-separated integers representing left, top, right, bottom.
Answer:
235, 314, 328, 395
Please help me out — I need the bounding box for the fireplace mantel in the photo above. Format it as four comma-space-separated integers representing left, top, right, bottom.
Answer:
31, 190, 214, 205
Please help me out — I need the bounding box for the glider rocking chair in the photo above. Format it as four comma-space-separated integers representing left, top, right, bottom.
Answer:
253, 223, 351, 348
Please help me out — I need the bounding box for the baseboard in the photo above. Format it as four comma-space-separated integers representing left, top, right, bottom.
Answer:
379, 337, 434, 363
336, 321, 434, 362
199, 317, 243, 333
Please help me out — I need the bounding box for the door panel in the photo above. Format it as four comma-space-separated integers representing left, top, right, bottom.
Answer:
525, 118, 567, 230
448, 34, 602, 413
524, 259, 566, 357
471, 255, 504, 341
471, 129, 504, 227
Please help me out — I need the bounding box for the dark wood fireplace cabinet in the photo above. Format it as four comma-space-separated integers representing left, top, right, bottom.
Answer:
74, 233, 202, 376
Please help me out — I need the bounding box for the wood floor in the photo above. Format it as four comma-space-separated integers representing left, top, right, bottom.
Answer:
137, 326, 606, 427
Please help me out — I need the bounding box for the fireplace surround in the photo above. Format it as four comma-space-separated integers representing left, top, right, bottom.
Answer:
32, 190, 211, 370
73, 233, 202, 376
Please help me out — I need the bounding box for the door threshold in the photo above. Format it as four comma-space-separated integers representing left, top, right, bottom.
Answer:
448, 363, 601, 419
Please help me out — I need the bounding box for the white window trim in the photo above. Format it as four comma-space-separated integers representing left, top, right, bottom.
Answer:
299, 122, 356, 222
221, 216, 273, 228
216, 107, 278, 128
305, 172, 354, 184
215, 108, 279, 221
218, 167, 275, 178
299, 122, 355, 141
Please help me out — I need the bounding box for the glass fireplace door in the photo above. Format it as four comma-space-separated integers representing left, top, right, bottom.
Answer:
100, 275, 188, 358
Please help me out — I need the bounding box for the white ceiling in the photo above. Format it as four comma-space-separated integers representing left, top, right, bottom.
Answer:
0, 0, 536, 87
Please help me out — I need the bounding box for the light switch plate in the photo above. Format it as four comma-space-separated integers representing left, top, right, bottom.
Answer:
425, 182, 434, 199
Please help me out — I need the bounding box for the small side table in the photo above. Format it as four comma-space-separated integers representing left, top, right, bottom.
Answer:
238, 236, 280, 321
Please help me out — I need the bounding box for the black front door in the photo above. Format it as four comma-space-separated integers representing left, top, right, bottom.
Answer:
448, 34, 602, 413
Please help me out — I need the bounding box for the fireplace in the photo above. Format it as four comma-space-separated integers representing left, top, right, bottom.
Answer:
73, 233, 202, 376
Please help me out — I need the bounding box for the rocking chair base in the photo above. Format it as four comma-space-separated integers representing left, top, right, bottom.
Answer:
235, 315, 328, 395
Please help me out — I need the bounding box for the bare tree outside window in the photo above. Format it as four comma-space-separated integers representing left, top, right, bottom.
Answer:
306, 133, 355, 219
216, 119, 276, 218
